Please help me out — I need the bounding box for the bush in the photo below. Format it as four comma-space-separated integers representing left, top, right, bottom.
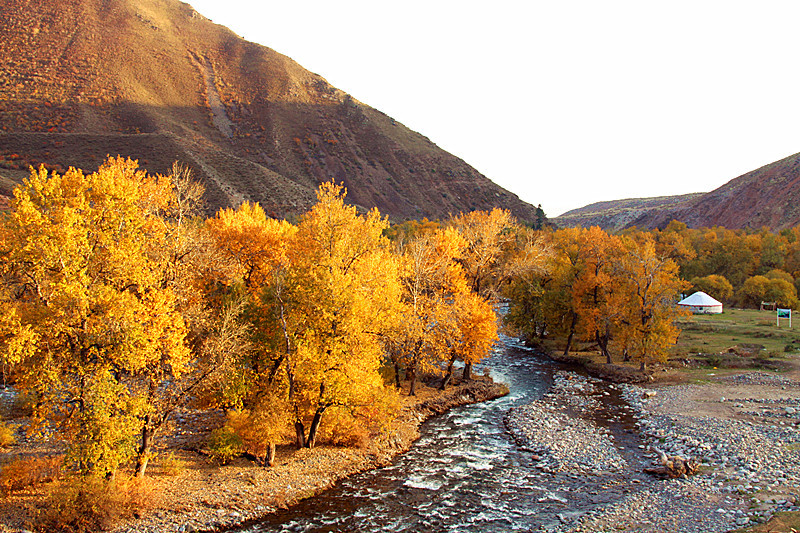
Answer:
32, 475, 155, 533
0, 420, 16, 447
207, 426, 243, 465
0, 455, 63, 496
157, 452, 186, 476
317, 413, 370, 449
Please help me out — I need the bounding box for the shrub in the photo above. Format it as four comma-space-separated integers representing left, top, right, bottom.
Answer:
157, 452, 187, 476
315, 408, 372, 449
32, 475, 155, 533
207, 426, 243, 465
0, 420, 16, 447
224, 400, 291, 466
0, 455, 63, 496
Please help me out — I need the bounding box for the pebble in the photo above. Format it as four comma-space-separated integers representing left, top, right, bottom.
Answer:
505, 372, 627, 475
505, 370, 800, 533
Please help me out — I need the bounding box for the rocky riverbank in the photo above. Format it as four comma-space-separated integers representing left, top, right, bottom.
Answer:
504, 369, 800, 532
505, 372, 627, 475
616, 372, 800, 530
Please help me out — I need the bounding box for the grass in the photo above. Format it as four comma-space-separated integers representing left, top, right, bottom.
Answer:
674, 308, 800, 356
671, 308, 800, 374
545, 307, 800, 381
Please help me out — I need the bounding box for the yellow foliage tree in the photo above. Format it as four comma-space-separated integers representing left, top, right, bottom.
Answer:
614, 235, 690, 371
450, 208, 516, 300
571, 227, 624, 363
449, 208, 515, 378
0, 158, 190, 477
285, 183, 402, 447
389, 228, 468, 394
210, 184, 402, 449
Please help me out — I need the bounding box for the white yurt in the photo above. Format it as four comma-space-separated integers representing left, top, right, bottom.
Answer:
677, 291, 723, 314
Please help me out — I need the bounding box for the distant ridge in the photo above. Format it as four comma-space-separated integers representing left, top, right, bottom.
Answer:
0, 0, 540, 222
553, 193, 705, 231
632, 151, 800, 230
556, 149, 800, 231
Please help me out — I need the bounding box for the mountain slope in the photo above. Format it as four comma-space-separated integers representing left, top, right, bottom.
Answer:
555, 150, 800, 231
632, 152, 800, 230
0, 0, 538, 221
553, 193, 705, 231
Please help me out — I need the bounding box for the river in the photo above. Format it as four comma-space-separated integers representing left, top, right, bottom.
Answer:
230, 335, 652, 532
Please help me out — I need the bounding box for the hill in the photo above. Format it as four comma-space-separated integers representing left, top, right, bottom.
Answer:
553, 193, 705, 231
555, 150, 800, 231
0, 0, 539, 221
632, 151, 800, 230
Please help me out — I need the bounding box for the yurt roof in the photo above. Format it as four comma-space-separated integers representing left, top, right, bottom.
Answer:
678, 291, 723, 307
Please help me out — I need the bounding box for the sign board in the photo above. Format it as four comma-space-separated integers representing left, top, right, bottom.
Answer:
778, 308, 792, 327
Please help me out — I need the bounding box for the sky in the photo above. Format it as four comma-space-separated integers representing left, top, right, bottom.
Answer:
187, 0, 800, 217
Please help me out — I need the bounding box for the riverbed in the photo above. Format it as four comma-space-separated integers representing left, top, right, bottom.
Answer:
216, 330, 800, 533
226, 336, 730, 533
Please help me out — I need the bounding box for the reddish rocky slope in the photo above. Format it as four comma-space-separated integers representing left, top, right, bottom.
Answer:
0, 0, 539, 221
555, 151, 800, 231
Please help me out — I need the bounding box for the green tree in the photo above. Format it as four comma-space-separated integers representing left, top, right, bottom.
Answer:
690, 274, 734, 302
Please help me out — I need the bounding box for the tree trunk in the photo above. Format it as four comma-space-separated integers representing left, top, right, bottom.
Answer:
640, 361, 646, 372
597, 330, 611, 364
266, 443, 276, 467
393, 360, 402, 389
294, 421, 306, 449
440, 354, 457, 390
409, 365, 417, 396
563, 313, 578, 356
306, 408, 325, 449
135, 415, 155, 478
463, 362, 473, 381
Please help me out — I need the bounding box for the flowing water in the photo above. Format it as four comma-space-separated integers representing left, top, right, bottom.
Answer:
233, 335, 652, 532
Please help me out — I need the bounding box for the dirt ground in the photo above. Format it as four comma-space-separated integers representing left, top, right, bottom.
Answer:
644, 355, 800, 421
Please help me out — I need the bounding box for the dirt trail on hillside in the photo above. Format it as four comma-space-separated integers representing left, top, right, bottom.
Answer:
189, 52, 234, 139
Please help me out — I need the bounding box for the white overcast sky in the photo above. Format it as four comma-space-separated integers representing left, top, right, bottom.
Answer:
187, 0, 800, 217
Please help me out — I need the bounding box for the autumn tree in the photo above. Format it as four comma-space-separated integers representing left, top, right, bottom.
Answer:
690, 274, 734, 302
614, 235, 689, 371
388, 228, 468, 394
654, 221, 696, 263
285, 183, 402, 447
441, 291, 498, 388
538, 228, 583, 354
206, 201, 299, 452
210, 184, 403, 449
739, 275, 798, 309
502, 230, 555, 344
450, 208, 516, 378
571, 227, 624, 363
0, 158, 191, 478
450, 208, 516, 301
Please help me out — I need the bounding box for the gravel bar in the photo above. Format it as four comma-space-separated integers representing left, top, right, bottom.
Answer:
505, 370, 800, 532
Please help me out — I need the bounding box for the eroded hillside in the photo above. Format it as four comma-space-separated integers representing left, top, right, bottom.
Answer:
0, 0, 539, 221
